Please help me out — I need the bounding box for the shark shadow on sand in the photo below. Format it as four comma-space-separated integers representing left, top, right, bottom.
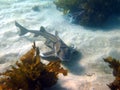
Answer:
45, 82, 67, 90
62, 51, 84, 75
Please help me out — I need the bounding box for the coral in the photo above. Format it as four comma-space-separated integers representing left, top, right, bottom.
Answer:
104, 57, 120, 90
0, 42, 68, 90
54, 0, 120, 27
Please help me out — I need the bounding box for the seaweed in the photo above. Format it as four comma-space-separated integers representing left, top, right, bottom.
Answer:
0, 42, 68, 90
104, 57, 120, 90
54, 0, 120, 27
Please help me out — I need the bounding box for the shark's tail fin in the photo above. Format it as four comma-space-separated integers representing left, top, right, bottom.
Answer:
15, 21, 28, 36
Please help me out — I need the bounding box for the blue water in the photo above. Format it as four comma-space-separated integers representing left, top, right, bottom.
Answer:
0, 0, 120, 89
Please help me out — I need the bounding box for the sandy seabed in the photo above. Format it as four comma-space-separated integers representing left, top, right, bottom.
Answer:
0, 0, 120, 90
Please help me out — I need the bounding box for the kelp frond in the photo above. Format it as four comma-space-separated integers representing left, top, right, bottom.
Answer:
0, 42, 68, 90
104, 57, 120, 90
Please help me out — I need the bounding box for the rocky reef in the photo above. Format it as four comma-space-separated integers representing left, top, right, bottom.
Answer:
54, 0, 120, 27
0, 42, 67, 90
104, 57, 120, 90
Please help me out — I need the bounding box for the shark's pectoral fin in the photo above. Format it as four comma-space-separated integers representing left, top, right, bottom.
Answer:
40, 50, 55, 58
54, 46, 58, 57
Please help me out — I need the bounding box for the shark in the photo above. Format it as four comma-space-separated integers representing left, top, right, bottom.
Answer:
15, 21, 76, 61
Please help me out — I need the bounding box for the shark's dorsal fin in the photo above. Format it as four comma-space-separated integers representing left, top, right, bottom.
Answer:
55, 31, 61, 40
55, 31, 58, 36
40, 26, 46, 32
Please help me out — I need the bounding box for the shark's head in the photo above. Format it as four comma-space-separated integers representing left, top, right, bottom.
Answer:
57, 47, 76, 61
